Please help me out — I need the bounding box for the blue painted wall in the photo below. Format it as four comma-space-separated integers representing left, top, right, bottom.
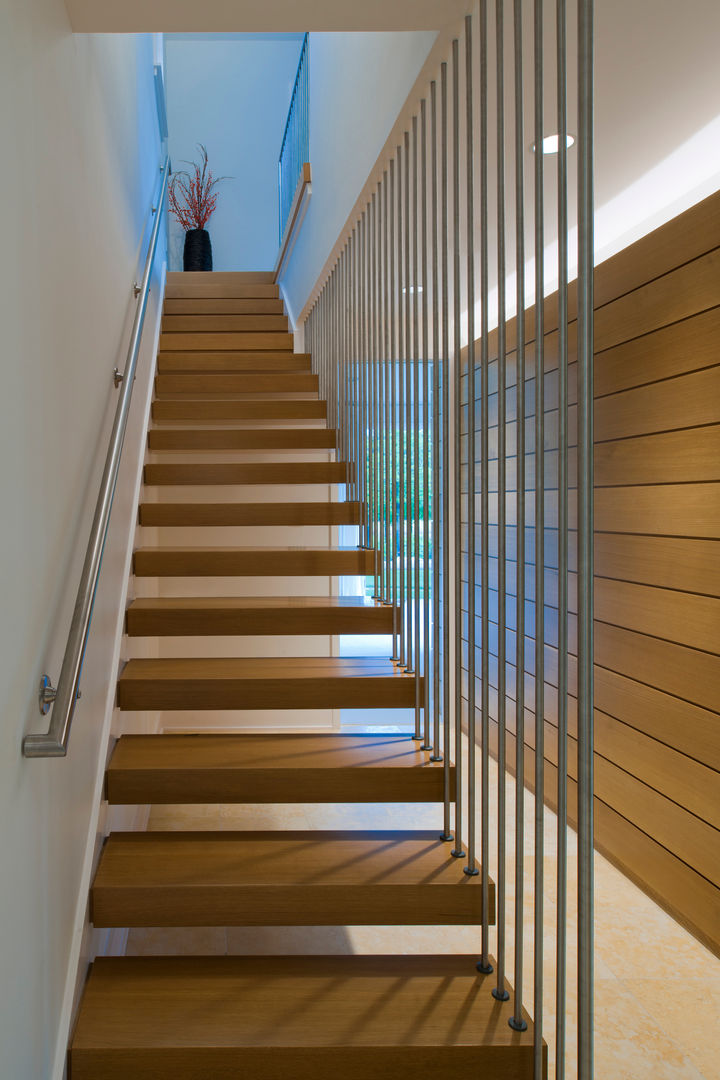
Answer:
165, 34, 304, 271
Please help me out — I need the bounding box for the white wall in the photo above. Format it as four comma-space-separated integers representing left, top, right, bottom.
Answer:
165, 34, 305, 272
280, 31, 437, 321
0, 4, 165, 1076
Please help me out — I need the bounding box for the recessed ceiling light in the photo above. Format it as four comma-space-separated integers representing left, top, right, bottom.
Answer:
532, 133, 575, 154
402, 286, 424, 294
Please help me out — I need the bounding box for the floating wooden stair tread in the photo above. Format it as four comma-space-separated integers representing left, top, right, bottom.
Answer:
162, 314, 289, 333
126, 596, 389, 636
117, 656, 418, 711
157, 352, 312, 373
70, 955, 536, 1080
165, 282, 281, 299
163, 297, 285, 314
167, 271, 276, 284
152, 398, 326, 421
147, 428, 337, 451
106, 733, 451, 804
138, 501, 361, 527
159, 332, 294, 352
91, 830, 488, 927
154, 372, 318, 395
143, 461, 349, 486
132, 546, 373, 577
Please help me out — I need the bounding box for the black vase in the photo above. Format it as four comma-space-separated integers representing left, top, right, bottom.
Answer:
183, 228, 212, 271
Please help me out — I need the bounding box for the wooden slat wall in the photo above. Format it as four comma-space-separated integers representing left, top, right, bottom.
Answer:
461, 190, 720, 955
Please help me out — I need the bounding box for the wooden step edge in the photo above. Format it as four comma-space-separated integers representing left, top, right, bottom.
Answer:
69, 955, 538, 1080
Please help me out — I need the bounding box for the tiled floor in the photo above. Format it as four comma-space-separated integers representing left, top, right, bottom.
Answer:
126, 749, 720, 1079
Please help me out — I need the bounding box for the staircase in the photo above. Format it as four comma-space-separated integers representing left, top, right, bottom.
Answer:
69, 272, 537, 1078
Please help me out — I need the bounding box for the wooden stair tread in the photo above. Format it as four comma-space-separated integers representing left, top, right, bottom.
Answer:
163, 298, 285, 314
167, 271, 275, 283
157, 352, 312, 372
106, 733, 450, 804
152, 399, 326, 421
138, 501, 361, 527
147, 429, 336, 450
159, 333, 294, 352
126, 595, 390, 635
117, 656, 418, 711
132, 546, 374, 577
91, 830, 489, 927
154, 373, 318, 395
70, 955, 536, 1079
165, 283, 280, 299
162, 315, 289, 333
143, 462, 348, 485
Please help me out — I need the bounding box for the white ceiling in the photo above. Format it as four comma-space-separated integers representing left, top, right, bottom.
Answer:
64, 0, 472, 33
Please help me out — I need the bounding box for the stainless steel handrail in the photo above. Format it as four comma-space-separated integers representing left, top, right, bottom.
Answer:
23, 157, 170, 759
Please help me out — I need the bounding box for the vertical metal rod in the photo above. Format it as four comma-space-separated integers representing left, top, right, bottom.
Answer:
556, 0, 569, 1072
421, 98, 431, 753
464, 13, 479, 882
383, 172, 392, 614
478, 0, 492, 974
375, 196, 379, 600
533, 0, 546, 1073
413, 113, 422, 742
404, 129, 415, 690
577, 2, 595, 1077
493, 0, 510, 1001
450, 37, 464, 858
390, 157, 400, 661
440, 62, 453, 842
510, 0, 529, 1034
398, 142, 407, 669
430, 79, 442, 764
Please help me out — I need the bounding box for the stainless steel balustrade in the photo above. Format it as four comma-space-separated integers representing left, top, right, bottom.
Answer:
278, 33, 310, 243
303, 4, 594, 1071
23, 158, 170, 759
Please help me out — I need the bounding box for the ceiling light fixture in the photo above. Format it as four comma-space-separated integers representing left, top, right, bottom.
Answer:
532, 133, 575, 154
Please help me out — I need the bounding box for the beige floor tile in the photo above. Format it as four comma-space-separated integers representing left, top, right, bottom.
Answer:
218, 803, 313, 830
622, 977, 720, 1080
226, 925, 354, 954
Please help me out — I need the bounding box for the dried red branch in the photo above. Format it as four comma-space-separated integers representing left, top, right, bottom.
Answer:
168, 145, 228, 231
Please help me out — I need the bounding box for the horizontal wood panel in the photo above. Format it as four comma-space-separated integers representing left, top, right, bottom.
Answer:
595, 533, 720, 592
487, 723, 720, 956
595, 578, 720, 654
595, 622, 720, 713
592, 247, 720, 353
483, 191, 720, 356
595, 485, 720, 539
595, 426, 720, 486
594, 305, 720, 396
594, 366, 720, 442
507, 718, 720, 887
